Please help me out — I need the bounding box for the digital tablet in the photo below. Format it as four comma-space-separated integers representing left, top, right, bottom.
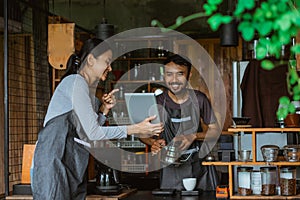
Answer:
124, 93, 161, 124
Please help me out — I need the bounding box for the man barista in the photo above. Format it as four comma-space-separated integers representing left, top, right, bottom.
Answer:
140, 54, 220, 191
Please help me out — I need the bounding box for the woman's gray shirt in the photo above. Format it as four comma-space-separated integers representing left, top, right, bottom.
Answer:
44, 74, 127, 141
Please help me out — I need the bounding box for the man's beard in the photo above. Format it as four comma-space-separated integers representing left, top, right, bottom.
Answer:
168, 82, 188, 96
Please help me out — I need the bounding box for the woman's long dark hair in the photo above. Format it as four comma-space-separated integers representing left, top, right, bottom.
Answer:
60, 38, 111, 80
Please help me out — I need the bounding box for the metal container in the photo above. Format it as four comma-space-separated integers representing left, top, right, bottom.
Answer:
283, 145, 300, 162
261, 145, 279, 162
238, 150, 251, 161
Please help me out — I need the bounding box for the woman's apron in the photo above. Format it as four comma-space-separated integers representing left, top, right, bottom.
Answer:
32, 111, 89, 200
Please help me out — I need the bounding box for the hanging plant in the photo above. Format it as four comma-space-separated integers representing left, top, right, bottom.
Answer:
151, 0, 300, 121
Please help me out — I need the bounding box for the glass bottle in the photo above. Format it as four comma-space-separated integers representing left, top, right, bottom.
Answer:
280, 166, 296, 196
251, 170, 261, 195
260, 167, 277, 195
237, 167, 253, 196
119, 85, 124, 100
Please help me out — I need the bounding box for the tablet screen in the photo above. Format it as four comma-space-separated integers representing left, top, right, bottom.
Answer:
124, 93, 161, 124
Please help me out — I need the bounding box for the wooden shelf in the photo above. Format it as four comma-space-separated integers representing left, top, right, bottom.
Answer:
116, 57, 167, 61
203, 161, 300, 166
210, 128, 300, 198
228, 127, 300, 132
110, 80, 164, 84
230, 194, 300, 199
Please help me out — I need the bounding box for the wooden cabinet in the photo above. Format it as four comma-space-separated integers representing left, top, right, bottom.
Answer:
203, 128, 300, 199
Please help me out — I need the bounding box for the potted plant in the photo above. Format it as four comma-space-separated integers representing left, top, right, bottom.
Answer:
151, 0, 300, 123
278, 59, 300, 126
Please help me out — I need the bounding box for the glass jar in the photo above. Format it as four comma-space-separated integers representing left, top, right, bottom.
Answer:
238, 167, 253, 196
251, 170, 261, 195
260, 167, 277, 195
280, 166, 297, 196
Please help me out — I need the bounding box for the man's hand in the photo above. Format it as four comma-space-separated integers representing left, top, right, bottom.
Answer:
173, 134, 197, 150
151, 139, 166, 155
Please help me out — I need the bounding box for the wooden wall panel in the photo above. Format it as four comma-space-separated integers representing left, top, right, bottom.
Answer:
0, 36, 5, 195
7, 35, 38, 190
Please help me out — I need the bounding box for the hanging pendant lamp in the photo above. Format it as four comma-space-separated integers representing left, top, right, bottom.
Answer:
96, 17, 114, 40
96, 0, 114, 40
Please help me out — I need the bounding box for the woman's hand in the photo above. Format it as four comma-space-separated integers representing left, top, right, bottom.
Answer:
127, 115, 164, 137
100, 89, 119, 114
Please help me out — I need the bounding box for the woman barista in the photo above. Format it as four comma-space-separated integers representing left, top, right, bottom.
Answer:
32, 38, 163, 199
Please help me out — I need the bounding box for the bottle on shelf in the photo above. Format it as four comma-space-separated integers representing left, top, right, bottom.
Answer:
280, 166, 297, 196
260, 166, 277, 196
119, 85, 124, 100
237, 167, 253, 196
133, 64, 138, 80
251, 170, 261, 195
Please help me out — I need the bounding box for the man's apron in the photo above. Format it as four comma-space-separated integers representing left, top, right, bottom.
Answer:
159, 93, 218, 191
159, 95, 201, 190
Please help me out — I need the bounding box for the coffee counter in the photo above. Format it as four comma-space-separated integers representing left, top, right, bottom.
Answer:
6, 190, 217, 200
123, 190, 217, 200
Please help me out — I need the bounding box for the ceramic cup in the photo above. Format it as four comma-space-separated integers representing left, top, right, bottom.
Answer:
182, 178, 197, 191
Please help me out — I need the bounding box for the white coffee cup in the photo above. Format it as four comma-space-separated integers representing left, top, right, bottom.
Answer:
182, 178, 197, 191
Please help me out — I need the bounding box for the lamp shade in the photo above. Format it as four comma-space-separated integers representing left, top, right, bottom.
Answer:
220, 20, 238, 46
96, 18, 114, 40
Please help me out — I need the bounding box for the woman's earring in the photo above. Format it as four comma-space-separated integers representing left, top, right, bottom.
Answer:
74, 56, 81, 69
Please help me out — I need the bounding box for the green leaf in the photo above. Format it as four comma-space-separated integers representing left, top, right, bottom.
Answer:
256, 21, 273, 36
261, 59, 275, 70
259, 37, 271, 46
288, 103, 296, 113
208, 0, 222, 5
240, 26, 255, 41
279, 96, 290, 105
268, 43, 281, 58
256, 45, 268, 60
289, 60, 297, 68
293, 15, 300, 26
289, 68, 299, 85
222, 16, 232, 24
293, 85, 300, 96
293, 94, 300, 101
176, 16, 184, 26
233, 2, 245, 16
270, 4, 278, 14
243, 0, 255, 10
253, 8, 265, 22
291, 44, 300, 54
238, 21, 250, 31
277, 108, 286, 120
242, 13, 252, 20
276, 14, 292, 31
203, 4, 213, 15
207, 14, 224, 31
151, 20, 158, 27
278, 31, 292, 45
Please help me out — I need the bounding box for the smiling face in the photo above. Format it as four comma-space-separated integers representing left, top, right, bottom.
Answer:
93, 49, 113, 81
164, 61, 189, 95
